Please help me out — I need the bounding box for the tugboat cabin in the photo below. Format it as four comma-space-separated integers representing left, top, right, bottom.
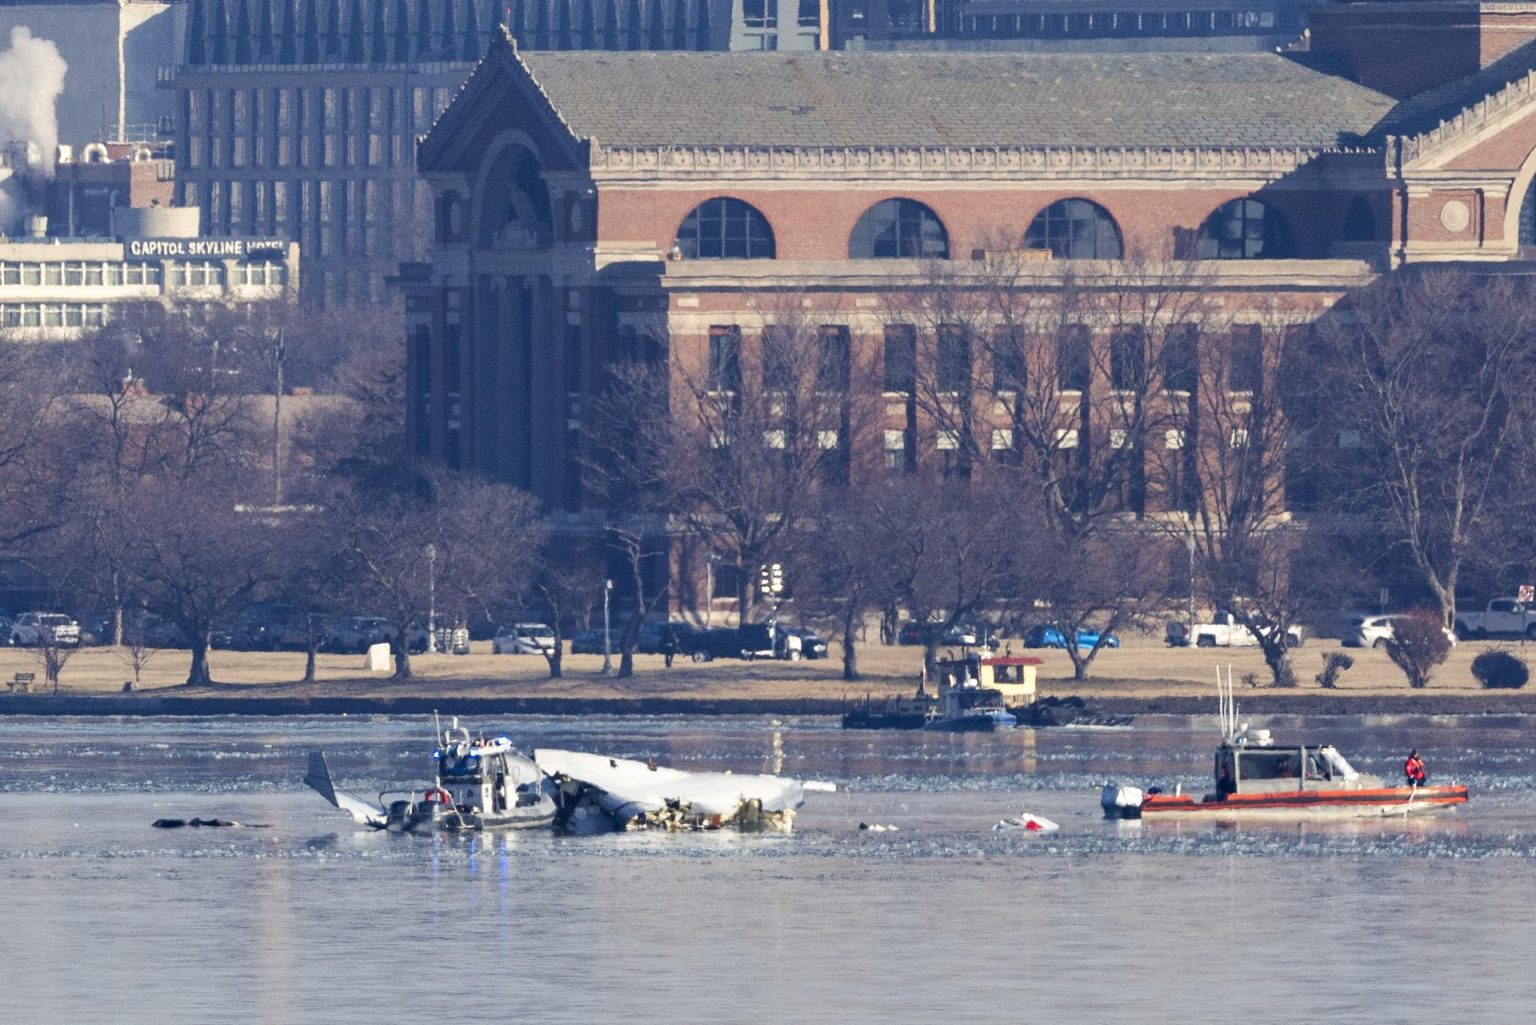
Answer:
935, 653, 1041, 707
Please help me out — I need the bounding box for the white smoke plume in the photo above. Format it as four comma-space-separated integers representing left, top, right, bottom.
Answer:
0, 26, 68, 231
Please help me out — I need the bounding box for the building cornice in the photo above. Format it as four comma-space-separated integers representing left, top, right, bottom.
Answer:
587, 144, 1372, 182
1388, 69, 1536, 171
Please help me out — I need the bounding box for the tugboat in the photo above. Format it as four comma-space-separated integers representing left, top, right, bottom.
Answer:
304, 717, 557, 832
1101, 673, 1468, 819
920, 652, 1025, 731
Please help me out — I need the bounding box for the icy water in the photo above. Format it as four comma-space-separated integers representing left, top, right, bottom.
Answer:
2, 713, 1534, 1025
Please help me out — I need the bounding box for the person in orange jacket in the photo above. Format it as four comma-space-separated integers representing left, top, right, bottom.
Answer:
1404, 749, 1427, 786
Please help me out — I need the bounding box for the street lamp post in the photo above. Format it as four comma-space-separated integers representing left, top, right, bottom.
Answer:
601, 579, 613, 674
704, 553, 724, 629
426, 543, 438, 654
1186, 518, 1197, 634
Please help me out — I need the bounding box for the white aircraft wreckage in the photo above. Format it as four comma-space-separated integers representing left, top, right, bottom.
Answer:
535, 748, 837, 833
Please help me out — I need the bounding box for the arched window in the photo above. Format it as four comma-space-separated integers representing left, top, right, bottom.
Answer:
478, 146, 553, 249
1024, 199, 1123, 259
849, 198, 949, 259
1195, 198, 1291, 259
675, 198, 776, 259
1342, 195, 1375, 242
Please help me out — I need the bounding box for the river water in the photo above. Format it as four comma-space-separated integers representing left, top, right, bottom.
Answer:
2, 712, 1533, 1024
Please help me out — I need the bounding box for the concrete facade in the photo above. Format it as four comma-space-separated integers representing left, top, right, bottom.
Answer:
0, 0, 184, 146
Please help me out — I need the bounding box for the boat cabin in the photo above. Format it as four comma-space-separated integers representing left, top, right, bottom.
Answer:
1215, 742, 1365, 796
434, 733, 543, 817
934, 653, 1041, 706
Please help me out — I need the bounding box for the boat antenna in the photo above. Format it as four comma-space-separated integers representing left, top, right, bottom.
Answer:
433, 709, 442, 744
1217, 665, 1237, 742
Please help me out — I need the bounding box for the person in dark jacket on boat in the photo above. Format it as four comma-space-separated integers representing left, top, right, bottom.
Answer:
1404, 749, 1427, 786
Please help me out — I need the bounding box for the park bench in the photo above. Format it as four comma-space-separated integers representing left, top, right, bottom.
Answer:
7, 672, 36, 693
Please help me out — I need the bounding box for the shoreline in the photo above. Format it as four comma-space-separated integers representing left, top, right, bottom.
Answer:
3, 690, 1533, 719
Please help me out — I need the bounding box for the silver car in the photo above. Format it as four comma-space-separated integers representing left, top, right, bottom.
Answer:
8, 612, 81, 647
1342, 614, 1456, 649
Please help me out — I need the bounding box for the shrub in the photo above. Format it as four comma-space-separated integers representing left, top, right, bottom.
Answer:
1316, 651, 1354, 689
1383, 610, 1451, 689
1472, 649, 1529, 689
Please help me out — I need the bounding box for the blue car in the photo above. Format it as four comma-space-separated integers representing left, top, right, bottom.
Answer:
1024, 624, 1120, 650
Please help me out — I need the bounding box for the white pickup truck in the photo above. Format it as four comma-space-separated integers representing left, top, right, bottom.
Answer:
1454, 599, 1536, 640
1166, 611, 1304, 649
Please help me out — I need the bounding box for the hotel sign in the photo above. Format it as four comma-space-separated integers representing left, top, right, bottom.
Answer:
126, 238, 287, 259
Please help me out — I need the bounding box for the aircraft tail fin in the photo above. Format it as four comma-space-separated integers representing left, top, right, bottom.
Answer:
304, 751, 387, 827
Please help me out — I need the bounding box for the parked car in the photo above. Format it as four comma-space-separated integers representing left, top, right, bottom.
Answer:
1454, 598, 1536, 640
492, 622, 557, 655
569, 627, 610, 655
123, 612, 192, 649
939, 624, 1001, 650
1024, 624, 1120, 650
8, 612, 81, 647
683, 624, 777, 662
776, 625, 829, 660
1165, 612, 1303, 648
1343, 614, 1457, 649
898, 621, 932, 646
324, 616, 394, 654
636, 620, 699, 655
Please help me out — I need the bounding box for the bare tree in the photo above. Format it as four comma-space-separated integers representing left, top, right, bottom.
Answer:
119, 475, 274, 685
1297, 271, 1536, 626
787, 483, 892, 681
530, 544, 607, 679
877, 254, 1214, 677
1168, 318, 1312, 687
861, 474, 1023, 677
335, 469, 547, 680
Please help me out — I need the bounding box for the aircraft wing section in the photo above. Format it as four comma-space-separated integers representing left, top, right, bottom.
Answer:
304, 750, 388, 828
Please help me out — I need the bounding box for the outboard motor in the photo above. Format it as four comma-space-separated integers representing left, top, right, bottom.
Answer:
385, 799, 415, 832
1101, 783, 1144, 820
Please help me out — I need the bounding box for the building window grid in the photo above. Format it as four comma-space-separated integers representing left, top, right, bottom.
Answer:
1, 302, 107, 327
676, 198, 776, 260
849, 198, 949, 259
1024, 198, 1124, 260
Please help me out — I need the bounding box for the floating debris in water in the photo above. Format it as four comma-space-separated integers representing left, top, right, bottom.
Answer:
994, 814, 1059, 833
858, 822, 899, 832
152, 818, 265, 829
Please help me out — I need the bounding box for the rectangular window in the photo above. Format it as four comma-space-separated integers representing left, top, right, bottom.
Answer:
883, 324, 916, 393
708, 325, 742, 393
1229, 324, 1263, 393
817, 325, 850, 392
993, 327, 1026, 393
937, 325, 970, 393
1057, 324, 1090, 391
1162, 324, 1198, 394
884, 428, 910, 471
1110, 326, 1145, 391
744, 0, 777, 27
762, 325, 794, 392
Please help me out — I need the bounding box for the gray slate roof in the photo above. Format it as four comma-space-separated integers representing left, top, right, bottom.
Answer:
517, 50, 1398, 151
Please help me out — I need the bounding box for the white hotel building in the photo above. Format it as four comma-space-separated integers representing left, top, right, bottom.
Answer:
0, 206, 298, 340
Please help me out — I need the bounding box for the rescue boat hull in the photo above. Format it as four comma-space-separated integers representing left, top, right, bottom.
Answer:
1139, 785, 1468, 818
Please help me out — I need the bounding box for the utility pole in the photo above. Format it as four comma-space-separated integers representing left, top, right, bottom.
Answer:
601, 579, 613, 674
272, 327, 284, 505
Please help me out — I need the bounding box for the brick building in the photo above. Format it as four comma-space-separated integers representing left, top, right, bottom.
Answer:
399, 9, 1536, 603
